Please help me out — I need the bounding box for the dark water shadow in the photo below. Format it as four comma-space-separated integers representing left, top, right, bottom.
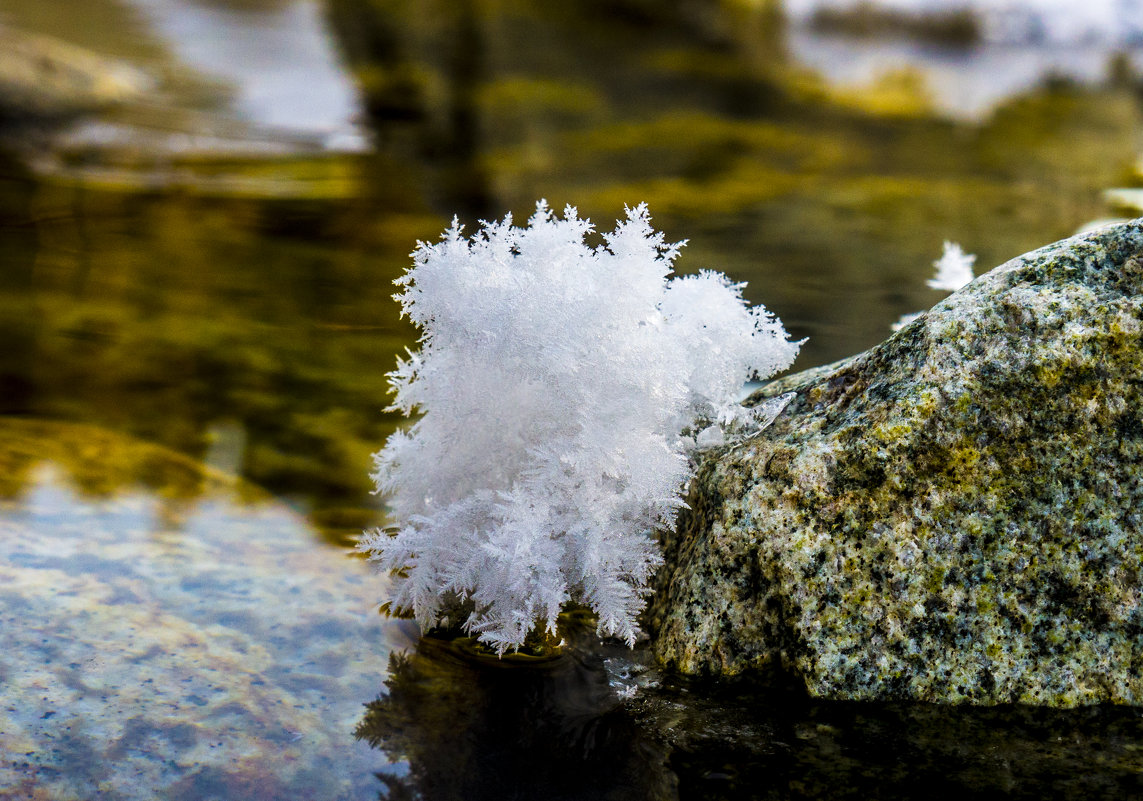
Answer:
0, 142, 39, 414
632, 677, 1143, 800
357, 621, 1143, 801
355, 616, 675, 801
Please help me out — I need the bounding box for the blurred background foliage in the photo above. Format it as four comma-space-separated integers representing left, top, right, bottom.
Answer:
0, 0, 1141, 540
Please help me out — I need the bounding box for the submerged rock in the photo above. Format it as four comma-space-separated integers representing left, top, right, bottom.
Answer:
0, 419, 398, 798
649, 220, 1143, 706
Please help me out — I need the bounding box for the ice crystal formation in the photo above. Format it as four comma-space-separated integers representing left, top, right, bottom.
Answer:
360, 202, 801, 652
786, 0, 1143, 45
927, 241, 976, 292
892, 240, 976, 332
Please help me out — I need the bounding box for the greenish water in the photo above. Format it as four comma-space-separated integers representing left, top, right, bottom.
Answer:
2, 0, 1143, 798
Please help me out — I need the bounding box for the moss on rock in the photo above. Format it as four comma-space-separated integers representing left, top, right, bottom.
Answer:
649, 220, 1143, 706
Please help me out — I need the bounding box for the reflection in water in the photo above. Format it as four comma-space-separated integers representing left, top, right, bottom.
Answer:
438, 0, 493, 223
785, 0, 1143, 46
0, 149, 425, 541
327, 0, 493, 221
0, 419, 396, 798
0, 149, 36, 414
122, 0, 367, 147
636, 683, 1143, 799
358, 629, 1143, 801
356, 618, 674, 801
788, 28, 1143, 119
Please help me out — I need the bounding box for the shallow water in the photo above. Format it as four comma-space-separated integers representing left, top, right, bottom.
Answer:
2, 1, 1143, 798
0, 420, 397, 798
788, 30, 1143, 119
122, 0, 367, 146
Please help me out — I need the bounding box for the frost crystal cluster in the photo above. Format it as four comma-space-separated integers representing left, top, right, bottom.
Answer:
360, 202, 801, 652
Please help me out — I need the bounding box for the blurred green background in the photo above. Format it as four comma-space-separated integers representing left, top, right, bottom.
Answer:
1, 0, 1141, 538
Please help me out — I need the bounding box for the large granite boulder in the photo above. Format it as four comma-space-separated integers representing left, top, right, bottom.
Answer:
648, 220, 1143, 707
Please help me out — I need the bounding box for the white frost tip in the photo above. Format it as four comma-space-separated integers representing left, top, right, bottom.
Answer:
891, 311, 923, 333
927, 241, 976, 292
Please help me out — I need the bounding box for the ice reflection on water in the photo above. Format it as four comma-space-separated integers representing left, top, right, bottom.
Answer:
789, 28, 1143, 119
122, 0, 367, 148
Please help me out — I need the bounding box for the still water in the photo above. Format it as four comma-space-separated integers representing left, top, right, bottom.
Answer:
2, 0, 1143, 798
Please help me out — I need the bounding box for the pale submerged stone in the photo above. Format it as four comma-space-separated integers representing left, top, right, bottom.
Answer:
649, 220, 1143, 707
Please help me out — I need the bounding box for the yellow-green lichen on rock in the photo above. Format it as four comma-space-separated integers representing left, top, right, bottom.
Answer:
649, 220, 1143, 707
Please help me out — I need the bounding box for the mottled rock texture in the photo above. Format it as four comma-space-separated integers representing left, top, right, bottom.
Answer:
649, 220, 1143, 706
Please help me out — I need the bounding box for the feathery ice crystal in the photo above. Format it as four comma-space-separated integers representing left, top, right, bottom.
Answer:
360, 202, 801, 653
926, 241, 976, 292
893, 240, 977, 332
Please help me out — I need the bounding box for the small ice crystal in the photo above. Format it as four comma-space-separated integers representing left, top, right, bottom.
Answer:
926, 241, 976, 292
891, 311, 923, 333
891, 241, 977, 334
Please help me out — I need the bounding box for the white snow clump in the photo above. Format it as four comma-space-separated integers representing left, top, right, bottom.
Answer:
359, 201, 801, 653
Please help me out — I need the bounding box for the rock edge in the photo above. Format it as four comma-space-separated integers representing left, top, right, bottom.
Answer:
649, 220, 1143, 707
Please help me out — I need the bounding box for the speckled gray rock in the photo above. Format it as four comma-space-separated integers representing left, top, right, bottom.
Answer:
649, 220, 1143, 706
